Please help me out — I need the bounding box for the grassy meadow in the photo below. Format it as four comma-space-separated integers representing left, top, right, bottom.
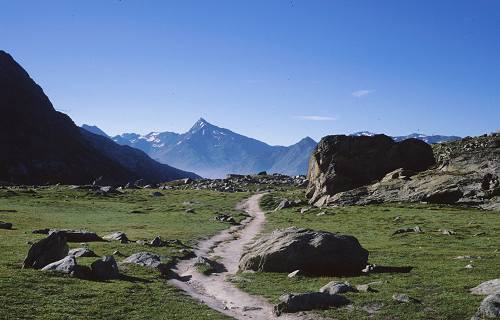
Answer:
0, 187, 248, 320
234, 191, 500, 319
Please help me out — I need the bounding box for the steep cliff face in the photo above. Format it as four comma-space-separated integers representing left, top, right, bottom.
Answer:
306, 134, 435, 206
306, 133, 500, 210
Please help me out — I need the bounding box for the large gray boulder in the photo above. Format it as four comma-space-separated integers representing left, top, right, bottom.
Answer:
306, 134, 435, 206
472, 293, 500, 319
273, 292, 350, 316
239, 227, 368, 276
90, 256, 119, 280
103, 232, 129, 243
23, 232, 69, 269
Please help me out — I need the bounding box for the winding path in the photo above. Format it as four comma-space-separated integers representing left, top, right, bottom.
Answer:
168, 194, 310, 320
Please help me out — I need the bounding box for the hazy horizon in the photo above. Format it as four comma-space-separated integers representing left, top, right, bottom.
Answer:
2, 0, 499, 145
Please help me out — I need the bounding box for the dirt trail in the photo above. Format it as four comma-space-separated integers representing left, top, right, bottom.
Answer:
168, 194, 307, 320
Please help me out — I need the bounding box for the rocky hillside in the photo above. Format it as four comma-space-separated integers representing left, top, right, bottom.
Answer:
306, 133, 500, 210
112, 118, 317, 178
0, 50, 198, 185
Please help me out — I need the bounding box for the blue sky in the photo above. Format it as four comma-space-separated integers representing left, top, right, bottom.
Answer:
1, 0, 499, 145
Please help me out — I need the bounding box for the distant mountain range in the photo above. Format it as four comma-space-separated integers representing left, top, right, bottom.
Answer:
99, 126, 461, 179
109, 119, 317, 178
0, 50, 198, 185
351, 131, 461, 144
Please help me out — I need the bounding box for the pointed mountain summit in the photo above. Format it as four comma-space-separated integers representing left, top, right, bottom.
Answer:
0, 50, 198, 184
113, 118, 316, 178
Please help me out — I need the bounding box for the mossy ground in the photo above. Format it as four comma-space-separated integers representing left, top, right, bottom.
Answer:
235, 191, 500, 319
0, 187, 248, 320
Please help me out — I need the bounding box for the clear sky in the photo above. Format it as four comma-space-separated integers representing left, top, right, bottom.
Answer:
1, 0, 499, 145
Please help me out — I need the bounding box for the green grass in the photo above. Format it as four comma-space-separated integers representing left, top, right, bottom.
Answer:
0, 186, 248, 320
237, 192, 500, 319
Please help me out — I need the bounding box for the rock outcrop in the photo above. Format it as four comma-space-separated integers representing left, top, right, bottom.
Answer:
306, 135, 435, 206
239, 227, 368, 276
306, 134, 500, 210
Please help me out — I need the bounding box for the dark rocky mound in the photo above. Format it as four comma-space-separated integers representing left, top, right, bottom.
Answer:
239, 227, 368, 276
306, 134, 435, 206
0, 50, 198, 185
306, 133, 500, 210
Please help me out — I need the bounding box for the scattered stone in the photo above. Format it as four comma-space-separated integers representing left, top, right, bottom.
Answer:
362, 264, 413, 274
136, 240, 147, 245
465, 264, 474, 269
299, 207, 311, 214
122, 252, 162, 268
471, 279, 500, 296
392, 293, 421, 304
356, 284, 377, 292
185, 208, 195, 213
23, 232, 69, 269
149, 236, 167, 247
90, 256, 119, 280
316, 211, 327, 216
194, 256, 226, 274
319, 281, 357, 295
103, 232, 129, 243
68, 247, 97, 258
359, 301, 384, 314
392, 226, 422, 235
239, 227, 369, 276
393, 216, 402, 222
112, 250, 124, 256
275, 199, 295, 211
151, 191, 163, 197
472, 293, 500, 319
439, 229, 456, 235
41, 255, 77, 274
273, 292, 350, 316
0, 221, 12, 229
287, 270, 303, 278
214, 214, 236, 224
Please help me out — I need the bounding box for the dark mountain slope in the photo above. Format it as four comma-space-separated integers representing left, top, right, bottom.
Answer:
0, 50, 197, 184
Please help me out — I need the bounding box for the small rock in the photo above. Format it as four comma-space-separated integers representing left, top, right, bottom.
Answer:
151, 191, 163, 197
112, 250, 124, 256
319, 281, 357, 295
300, 207, 311, 214
103, 232, 129, 243
392, 226, 422, 235
316, 211, 327, 216
0, 221, 12, 229
393, 216, 402, 222
287, 270, 303, 278
149, 236, 167, 247
185, 208, 195, 214
465, 264, 474, 269
392, 293, 421, 304
122, 252, 162, 268
273, 292, 350, 316
68, 247, 97, 258
356, 284, 377, 292
439, 229, 456, 235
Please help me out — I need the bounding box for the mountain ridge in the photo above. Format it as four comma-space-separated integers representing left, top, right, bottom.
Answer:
0, 50, 198, 185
